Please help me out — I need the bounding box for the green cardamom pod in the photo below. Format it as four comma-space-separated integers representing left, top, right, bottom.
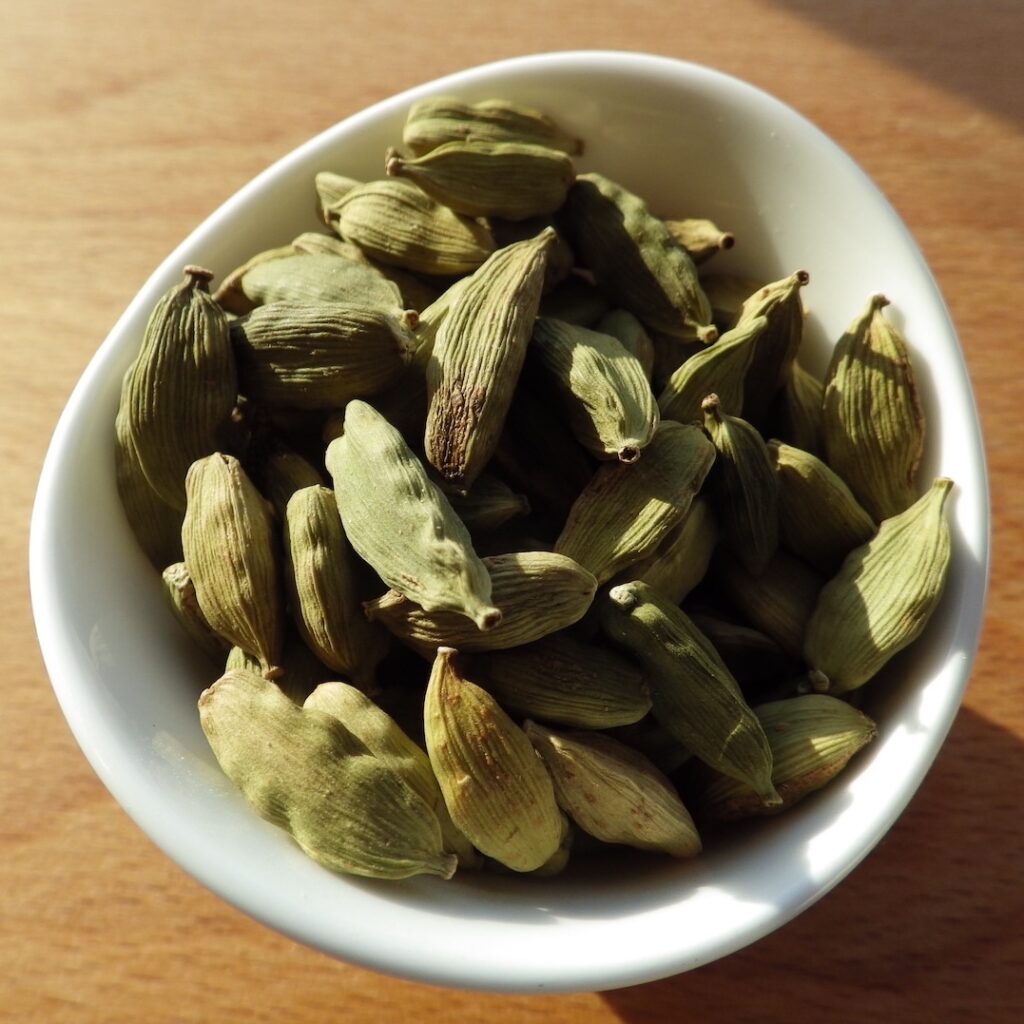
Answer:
162, 561, 228, 660
688, 612, 798, 693
650, 332, 704, 394
226, 632, 335, 706
773, 357, 824, 456
259, 446, 325, 522
489, 216, 575, 291
539, 273, 612, 327
315, 171, 363, 226
698, 272, 766, 332
443, 473, 530, 535
595, 309, 656, 382
214, 245, 296, 314
663, 218, 735, 264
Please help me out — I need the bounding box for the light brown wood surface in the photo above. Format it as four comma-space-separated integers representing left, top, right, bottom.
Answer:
3, 1, 1021, 1020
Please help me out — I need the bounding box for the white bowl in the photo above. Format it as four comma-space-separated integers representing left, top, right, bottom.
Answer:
30, 51, 989, 993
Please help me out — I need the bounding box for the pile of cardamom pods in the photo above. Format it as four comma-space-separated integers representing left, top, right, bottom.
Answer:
115, 96, 953, 881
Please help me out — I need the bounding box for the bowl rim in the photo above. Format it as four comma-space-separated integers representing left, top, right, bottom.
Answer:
30, 49, 991, 993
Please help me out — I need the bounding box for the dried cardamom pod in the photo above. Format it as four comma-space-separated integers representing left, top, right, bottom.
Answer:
531, 316, 659, 463
606, 716, 692, 776
774, 357, 824, 456
214, 245, 296, 314
768, 440, 877, 575
423, 648, 566, 872
658, 315, 766, 424
162, 561, 228, 660
821, 294, 926, 521
477, 633, 650, 728
539, 273, 612, 327
386, 141, 575, 221
663, 218, 735, 264
444, 473, 530, 534
200, 669, 456, 880
226, 632, 334, 706
600, 581, 781, 806
315, 171, 363, 226
120, 266, 237, 509
331, 178, 496, 275
425, 228, 554, 488
697, 694, 877, 822
559, 172, 717, 343
555, 420, 716, 584
259, 446, 324, 522
596, 308, 656, 382
524, 721, 702, 857
181, 453, 283, 675
804, 477, 953, 693
230, 302, 416, 411
402, 96, 583, 157
702, 394, 779, 576
365, 551, 597, 658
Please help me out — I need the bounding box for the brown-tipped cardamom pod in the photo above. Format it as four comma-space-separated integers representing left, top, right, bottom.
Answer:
555, 420, 716, 584
478, 633, 650, 729
200, 669, 456, 880
702, 394, 779, 575
331, 178, 496, 276
530, 316, 659, 463
663, 218, 735, 264
768, 440, 877, 575
697, 694, 877, 822
424, 648, 566, 872
596, 308, 656, 382
821, 294, 926, 521
804, 477, 953, 693
402, 96, 583, 157
444, 473, 530, 534
524, 721, 702, 857
425, 229, 554, 488
386, 141, 575, 221
120, 266, 238, 509
326, 400, 500, 631
283, 486, 389, 689
230, 302, 416, 411
600, 581, 781, 806
559, 172, 717, 343
181, 453, 283, 675
162, 561, 228, 660
774, 357, 824, 456
658, 315, 766, 424
365, 551, 596, 658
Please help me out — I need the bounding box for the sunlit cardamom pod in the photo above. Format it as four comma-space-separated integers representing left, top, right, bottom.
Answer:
702, 394, 779, 576
560, 173, 717, 343
424, 648, 566, 872
804, 477, 953, 693
162, 561, 228, 660
555, 419, 716, 584
663, 217, 735, 265
182, 453, 283, 675
225, 631, 335, 706
213, 245, 296, 314
600, 581, 781, 806
821, 294, 926, 520
326, 400, 500, 631
596, 309, 656, 382
525, 721, 702, 857
200, 669, 456, 880
530, 316, 659, 463
773, 357, 824, 456
365, 551, 597, 658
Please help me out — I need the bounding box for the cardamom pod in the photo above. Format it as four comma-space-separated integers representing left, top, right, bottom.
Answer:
444, 473, 530, 534
663, 218, 735, 264
489, 216, 575, 291
773, 357, 824, 456
688, 612, 799, 693
315, 171, 363, 226
162, 561, 228, 660
214, 245, 296, 314
226, 632, 334, 706
259, 446, 325, 522
804, 477, 953, 693
698, 272, 765, 332
539, 273, 612, 327
596, 308, 656, 382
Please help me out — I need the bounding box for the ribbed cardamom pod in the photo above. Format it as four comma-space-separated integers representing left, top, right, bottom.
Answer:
600, 581, 781, 805
444, 473, 530, 534
291, 231, 361, 258
259, 446, 324, 522
804, 477, 953, 693
424, 648, 566, 872
425, 228, 554, 488
596, 309, 656, 382
230, 302, 416, 411
283, 486, 388, 689
821, 294, 926, 520
768, 440, 877, 575
365, 551, 597, 658
701, 394, 779, 575
199, 669, 456, 880
162, 561, 228, 659
530, 316, 659, 464
214, 245, 296, 314
658, 315, 766, 424
120, 266, 238, 509
559, 173, 717, 343
698, 272, 765, 332
315, 171, 363, 226
326, 400, 499, 630
539, 273, 612, 327
304, 682, 480, 867
477, 633, 651, 728
716, 549, 824, 661
181, 453, 283, 675
555, 420, 716, 584
331, 178, 496, 275
385, 141, 575, 221
617, 495, 718, 604
524, 721, 702, 857
774, 357, 824, 456
402, 96, 584, 157
663, 218, 735, 265
733, 270, 810, 426
697, 694, 877, 822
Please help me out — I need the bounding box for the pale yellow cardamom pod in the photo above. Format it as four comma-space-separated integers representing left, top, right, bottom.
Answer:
663, 217, 735, 264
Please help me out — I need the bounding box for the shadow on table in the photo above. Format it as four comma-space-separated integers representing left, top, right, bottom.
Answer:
600, 704, 1020, 1020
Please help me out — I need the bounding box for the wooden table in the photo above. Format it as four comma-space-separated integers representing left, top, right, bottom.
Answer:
3, 1, 1021, 1020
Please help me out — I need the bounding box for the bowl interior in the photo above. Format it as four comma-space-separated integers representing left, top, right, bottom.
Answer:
31, 51, 988, 993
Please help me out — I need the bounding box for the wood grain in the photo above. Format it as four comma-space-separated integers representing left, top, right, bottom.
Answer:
3, 1, 1021, 1021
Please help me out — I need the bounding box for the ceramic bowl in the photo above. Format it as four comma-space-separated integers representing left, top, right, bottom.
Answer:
30, 51, 989, 993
